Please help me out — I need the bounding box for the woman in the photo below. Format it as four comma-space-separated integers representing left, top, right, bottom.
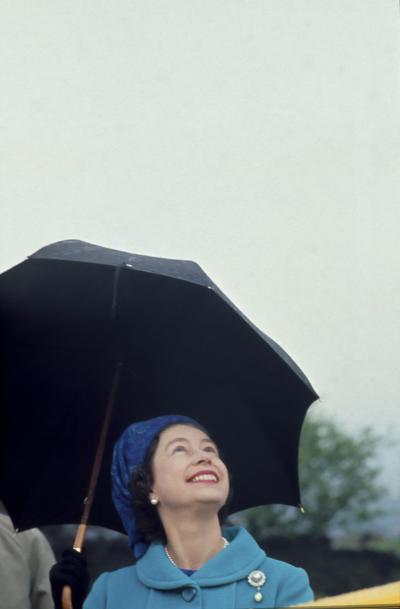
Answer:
0, 499, 56, 609
52, 414, 314, 608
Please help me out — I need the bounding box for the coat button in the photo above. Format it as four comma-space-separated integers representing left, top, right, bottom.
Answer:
181, 587, 197, 602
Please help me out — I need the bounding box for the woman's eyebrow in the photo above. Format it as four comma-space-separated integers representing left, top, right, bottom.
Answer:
164, 437, 217, 451
165, 437, 190, 451
201, 437, 216, 445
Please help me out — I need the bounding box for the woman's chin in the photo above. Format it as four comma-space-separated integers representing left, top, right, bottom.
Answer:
189, 491, 226, 510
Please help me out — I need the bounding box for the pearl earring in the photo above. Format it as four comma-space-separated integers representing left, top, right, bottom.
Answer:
150, 497, 159, 505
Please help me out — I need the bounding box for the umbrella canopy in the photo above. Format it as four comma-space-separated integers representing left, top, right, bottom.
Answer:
0, 239, 318, 534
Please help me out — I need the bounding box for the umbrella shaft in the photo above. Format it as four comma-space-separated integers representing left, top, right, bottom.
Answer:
73, 524, 87, 552
72, 361, 122, 551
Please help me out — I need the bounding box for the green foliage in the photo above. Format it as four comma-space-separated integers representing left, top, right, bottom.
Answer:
364, 537, 400, 559
243, 416, 384, 540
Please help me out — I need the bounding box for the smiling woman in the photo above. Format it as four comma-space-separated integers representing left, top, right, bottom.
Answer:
50, 415, 314, 609
129, 421, 232, 554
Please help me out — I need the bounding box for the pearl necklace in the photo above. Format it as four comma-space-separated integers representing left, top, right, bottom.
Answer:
165, 537, 229, 568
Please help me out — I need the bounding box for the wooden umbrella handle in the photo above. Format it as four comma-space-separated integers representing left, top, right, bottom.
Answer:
61, 586, 73, 609
61, 523, 87, 609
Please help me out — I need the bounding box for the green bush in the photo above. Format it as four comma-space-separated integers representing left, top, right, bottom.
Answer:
243, 415, 384, 540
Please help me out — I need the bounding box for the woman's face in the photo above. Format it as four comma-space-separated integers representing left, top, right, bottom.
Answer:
150, 424, 230, 513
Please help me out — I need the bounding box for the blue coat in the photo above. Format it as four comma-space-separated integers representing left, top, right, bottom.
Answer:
83, 526, 314, 608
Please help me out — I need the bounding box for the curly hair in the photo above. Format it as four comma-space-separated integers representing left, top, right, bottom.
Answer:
129, 421, 233, 544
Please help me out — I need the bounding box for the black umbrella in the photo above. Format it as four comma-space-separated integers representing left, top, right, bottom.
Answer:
0, 239, 318, 539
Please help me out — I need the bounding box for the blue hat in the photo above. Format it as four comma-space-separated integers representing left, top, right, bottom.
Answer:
111, 414, 197, 558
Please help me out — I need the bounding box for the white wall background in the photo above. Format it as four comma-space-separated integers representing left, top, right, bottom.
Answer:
1, 2, 399, 516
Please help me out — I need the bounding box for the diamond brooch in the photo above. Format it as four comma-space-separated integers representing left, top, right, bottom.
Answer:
247, 569, 267, 602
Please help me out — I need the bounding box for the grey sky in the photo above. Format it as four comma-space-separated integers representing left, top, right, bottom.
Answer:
1, 2, 399, 508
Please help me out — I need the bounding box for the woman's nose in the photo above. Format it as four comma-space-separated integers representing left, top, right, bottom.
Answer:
194, 453, 212, 465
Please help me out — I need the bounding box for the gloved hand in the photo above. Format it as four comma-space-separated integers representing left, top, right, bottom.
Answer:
49, 548, 90, 609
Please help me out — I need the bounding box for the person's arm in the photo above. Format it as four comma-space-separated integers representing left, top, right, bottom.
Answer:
276, 566, 314, 607
22, 528, 56, 609
0, 513, 31, 609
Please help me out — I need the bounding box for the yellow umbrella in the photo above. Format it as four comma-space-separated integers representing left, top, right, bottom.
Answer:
293, 580, 400, 607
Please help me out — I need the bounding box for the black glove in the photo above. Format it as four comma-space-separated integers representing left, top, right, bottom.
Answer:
49, 548, 90, 609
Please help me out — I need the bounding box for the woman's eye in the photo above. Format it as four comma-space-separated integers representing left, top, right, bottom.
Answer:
172, 445, 187, 453
204, 446, 217, 453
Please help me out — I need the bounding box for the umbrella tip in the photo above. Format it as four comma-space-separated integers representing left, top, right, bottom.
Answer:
299, 504, 305, 514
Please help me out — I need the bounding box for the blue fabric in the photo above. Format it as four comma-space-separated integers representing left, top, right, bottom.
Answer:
111, 414, 197, 558
83, 526, 314, 609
